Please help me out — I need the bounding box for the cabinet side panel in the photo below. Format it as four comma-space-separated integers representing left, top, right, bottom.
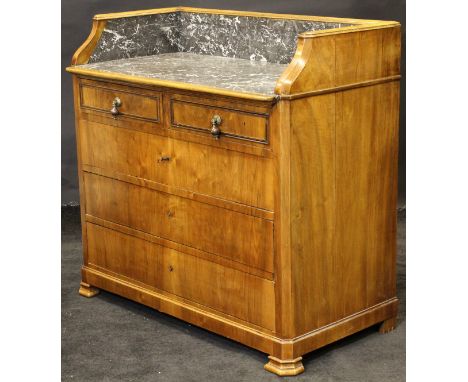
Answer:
290, 82, 399, 335
336, 82, 399, 315
290, 94, 338, 333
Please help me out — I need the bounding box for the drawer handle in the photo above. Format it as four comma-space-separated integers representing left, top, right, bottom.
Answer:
166, 210, 175, 218
210, 115, 222, 139
110, 97, 122, 117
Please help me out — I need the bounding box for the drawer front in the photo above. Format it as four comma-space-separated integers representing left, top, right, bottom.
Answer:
84, 173, 274, 273
87, 223, 275, 330
80, 120, 274, 211
170, 95, 269, 143
80, 120, 170, 185
80, 79, 161, 122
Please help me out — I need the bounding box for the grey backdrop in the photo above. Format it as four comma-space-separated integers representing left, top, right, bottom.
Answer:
62, 0, 406, 205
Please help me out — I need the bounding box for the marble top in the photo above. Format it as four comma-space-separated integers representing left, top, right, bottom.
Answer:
78, 52, 288, 95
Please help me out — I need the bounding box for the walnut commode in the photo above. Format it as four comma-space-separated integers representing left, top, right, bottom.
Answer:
67, 7, 401, 376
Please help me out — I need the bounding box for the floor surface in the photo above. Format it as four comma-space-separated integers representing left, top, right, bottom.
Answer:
62, 207, 405, 381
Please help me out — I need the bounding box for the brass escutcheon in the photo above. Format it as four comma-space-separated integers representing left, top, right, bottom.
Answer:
158, 156, 171, 163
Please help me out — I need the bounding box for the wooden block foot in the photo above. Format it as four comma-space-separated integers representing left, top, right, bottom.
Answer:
264, 356, 304, 376
379, 316, 397, 333
79, 282, 100, 298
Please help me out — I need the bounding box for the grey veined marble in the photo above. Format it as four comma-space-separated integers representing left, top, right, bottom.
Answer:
79, 53, 288, 95
89, 11, 351, 64
89, 13, 180, 63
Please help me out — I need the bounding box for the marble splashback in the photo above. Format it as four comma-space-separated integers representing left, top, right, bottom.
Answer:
89, 13, 179, 63
89, 11, 351, 64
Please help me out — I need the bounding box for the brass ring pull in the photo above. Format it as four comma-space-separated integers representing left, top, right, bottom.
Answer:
110, 97, 122, 117
211, 115, 222, 139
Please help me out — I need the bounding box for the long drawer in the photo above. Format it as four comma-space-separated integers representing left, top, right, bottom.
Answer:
79, 119, 274, 211
84, 172, 274, 273
86, 223, 275, 330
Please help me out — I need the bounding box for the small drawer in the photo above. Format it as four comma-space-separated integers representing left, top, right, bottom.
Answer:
86, 223, 275, 330
79, 79, 161, 122
170, 95, 269, 144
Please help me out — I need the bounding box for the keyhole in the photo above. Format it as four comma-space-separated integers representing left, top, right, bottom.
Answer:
168, 265, 174, 272
158, 156, 171, 163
